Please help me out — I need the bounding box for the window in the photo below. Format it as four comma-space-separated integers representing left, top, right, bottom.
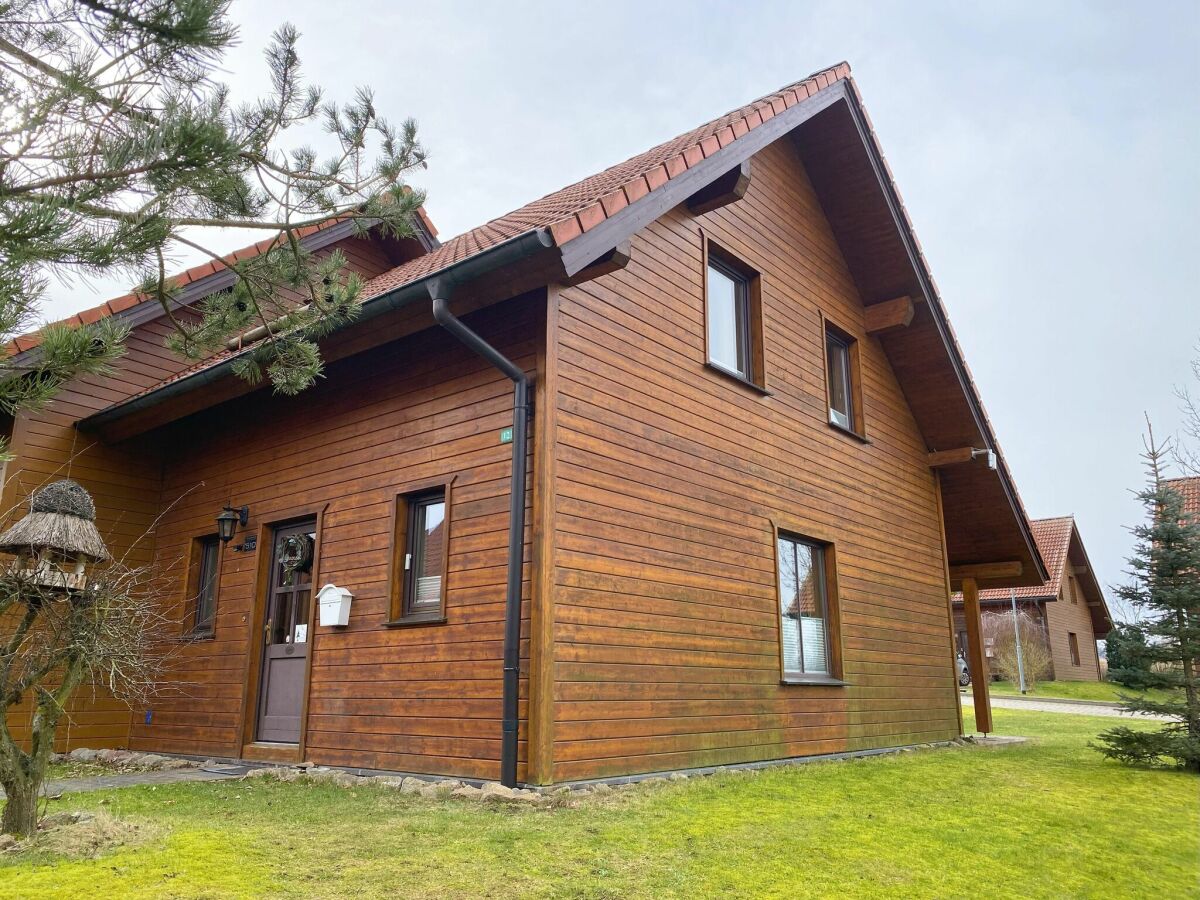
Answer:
191, 536, 220, 635
703, 242, 763, 387
776, 533, 840, 681
389, 486, 450, 623
1068, 632, 1081, 667
707, 258, 751, 378
824, 323, 860, 434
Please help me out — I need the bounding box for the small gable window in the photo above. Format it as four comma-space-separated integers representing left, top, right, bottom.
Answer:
707, 258, 751, 377
824, 321, 862, 437
703, 241, 764, 389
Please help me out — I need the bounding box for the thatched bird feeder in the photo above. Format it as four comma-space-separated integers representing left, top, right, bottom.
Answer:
0, 480, 110, 590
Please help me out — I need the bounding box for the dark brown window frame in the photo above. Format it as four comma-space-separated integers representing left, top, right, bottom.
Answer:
770, 519, 846, 686
184, 534, 220, 639
700, 234, 767, 393
386, 476, 455, 627
820, 315, 866, 442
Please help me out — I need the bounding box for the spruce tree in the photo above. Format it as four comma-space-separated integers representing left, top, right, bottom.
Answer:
0, 0, 427, 413
1095, 437, 1200, 771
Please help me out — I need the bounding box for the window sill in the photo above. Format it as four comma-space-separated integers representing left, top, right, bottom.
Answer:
384, 614, 447, 629
179, 629, 215, 643
780, 676, 849, 687
705, 362, 770, 396
827, 419, 869, 444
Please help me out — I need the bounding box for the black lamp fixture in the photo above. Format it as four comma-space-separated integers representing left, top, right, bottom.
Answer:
216, 505, 249, 543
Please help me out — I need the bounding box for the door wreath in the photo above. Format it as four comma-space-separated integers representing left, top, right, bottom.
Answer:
277, 533, 314, 584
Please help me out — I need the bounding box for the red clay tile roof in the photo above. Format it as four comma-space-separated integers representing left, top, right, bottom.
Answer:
955, 516, 1076, 603
1165, 475, 1200, 517
86, 61, 856, 407
6, 207, 439, 356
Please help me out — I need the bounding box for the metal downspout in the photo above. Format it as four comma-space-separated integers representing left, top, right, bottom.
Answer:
431, 294, 529, 788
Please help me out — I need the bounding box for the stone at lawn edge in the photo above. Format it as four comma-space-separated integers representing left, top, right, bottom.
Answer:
399, 777, 425, 794
450, 785, 484, 800
0, 835, 17, 851
68, 748, 99, 762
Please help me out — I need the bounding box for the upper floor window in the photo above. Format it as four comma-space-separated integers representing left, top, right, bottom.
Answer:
390, 484, 450, 624
777, 532, 841, 681
703, 242, 764, 388
824, 322, 861, 436
707, 258, 751, 378
191, 535, 220, 635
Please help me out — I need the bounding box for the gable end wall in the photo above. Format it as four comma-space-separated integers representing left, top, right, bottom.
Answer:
545, 137, 960, 781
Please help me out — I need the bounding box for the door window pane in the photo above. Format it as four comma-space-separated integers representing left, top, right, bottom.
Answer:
778, 535, 831, 677
707, 261, 750, 377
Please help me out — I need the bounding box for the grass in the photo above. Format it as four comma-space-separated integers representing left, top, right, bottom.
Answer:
989, 679, 1172, 704
2, 709, 1196, 899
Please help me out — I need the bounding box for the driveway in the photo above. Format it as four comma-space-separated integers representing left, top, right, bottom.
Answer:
960, 693, 1175, 721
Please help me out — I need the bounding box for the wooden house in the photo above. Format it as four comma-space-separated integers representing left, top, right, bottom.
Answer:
952, 516, 1112, 681
3, 62, 1046, 786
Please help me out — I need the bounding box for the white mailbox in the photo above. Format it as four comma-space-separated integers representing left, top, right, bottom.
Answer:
317, 583, 353, 627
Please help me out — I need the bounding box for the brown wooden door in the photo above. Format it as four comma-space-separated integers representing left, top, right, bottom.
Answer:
256, 520, 316, 744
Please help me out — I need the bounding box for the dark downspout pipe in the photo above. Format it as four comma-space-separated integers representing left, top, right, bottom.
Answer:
431, 292, 529, 788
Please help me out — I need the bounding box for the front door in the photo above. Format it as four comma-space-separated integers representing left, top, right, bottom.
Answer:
255, 519, 316, 744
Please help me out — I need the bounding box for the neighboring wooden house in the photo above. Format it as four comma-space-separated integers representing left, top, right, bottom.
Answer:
952, 516, 1112, 681
2, 62, 1046, 786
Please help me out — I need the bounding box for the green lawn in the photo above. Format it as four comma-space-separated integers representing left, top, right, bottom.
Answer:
989, 679, 1171, 704
2, 709, 1196, 899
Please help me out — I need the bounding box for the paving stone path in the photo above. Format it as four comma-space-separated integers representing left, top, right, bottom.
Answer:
1, 765, 248, 799
961, 694, 1174, 721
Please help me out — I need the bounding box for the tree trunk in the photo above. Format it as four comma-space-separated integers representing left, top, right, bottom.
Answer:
0, 773, 38, 838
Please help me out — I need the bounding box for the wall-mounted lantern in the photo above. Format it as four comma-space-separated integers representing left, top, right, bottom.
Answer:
0, 480, 110, 591
216, 505, 249, 543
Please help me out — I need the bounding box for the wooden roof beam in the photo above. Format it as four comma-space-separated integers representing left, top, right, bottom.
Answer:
686, 160, 752, 216
928, 447, 996, 469
950, 561, 1023, 583
561, 241, 631, 286
864, 295, 915, 335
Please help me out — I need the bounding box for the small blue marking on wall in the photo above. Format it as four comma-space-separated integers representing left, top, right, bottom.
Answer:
499, 427, 513, 444
145, 710, 152, 725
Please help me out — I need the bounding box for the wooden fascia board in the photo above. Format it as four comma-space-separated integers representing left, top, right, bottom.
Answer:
837, 84, 1048, 584
557, 81, 848, 278
1068, 521, 1115, 634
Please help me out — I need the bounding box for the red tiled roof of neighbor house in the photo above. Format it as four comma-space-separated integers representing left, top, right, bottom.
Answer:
955, 516, 1076, 603
17, 62, 853, 391
1165, 475, 1200, 517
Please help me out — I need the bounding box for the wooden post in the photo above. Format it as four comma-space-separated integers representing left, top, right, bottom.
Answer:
961, 576, 992, 733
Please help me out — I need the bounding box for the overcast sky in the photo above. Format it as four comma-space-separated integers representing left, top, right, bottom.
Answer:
41, 1, 1200, 617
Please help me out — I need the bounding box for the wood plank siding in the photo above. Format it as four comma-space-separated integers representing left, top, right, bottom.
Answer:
2, 237, 402, 752
130, 297, 540, 780
3, 100, 1012, 782
544, 137, 960, 781
1044, 573, 1103, 680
